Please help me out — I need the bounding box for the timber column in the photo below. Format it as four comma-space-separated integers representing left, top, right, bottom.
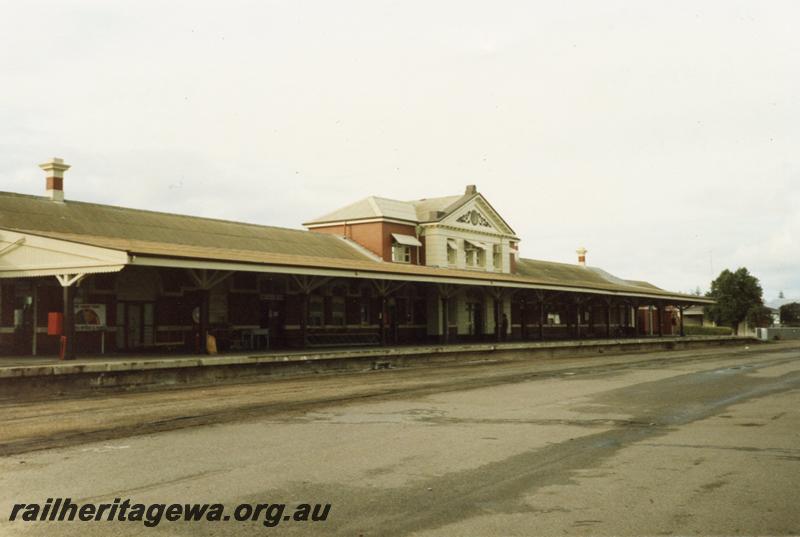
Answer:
494, 298, 502, 342
300, 292, 309, 348
62, 284, 75, 360
199, 288, 210, 353
379, 296, 387, 346
441, 296, 449, 344
539, 299, 545, 340
55, 273, 85, 360
187, 269, 233, 353
437, 284, 458, 345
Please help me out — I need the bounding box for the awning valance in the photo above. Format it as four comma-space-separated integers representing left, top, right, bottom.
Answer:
465, 239, 488, 250
392, 233, 422, 247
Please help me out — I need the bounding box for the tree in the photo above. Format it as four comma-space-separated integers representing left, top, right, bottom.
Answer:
780, 302, 800, 326
746, 305, 773, 328
705, 268, 764, 334
779, 290, 785, 299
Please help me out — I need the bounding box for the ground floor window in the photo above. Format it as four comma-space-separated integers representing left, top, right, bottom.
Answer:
331, 296, 345, 326
308, 296, 323, 326
357, 299, 369, 324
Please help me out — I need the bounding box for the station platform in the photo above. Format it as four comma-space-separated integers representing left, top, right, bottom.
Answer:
0, 335, 755, 389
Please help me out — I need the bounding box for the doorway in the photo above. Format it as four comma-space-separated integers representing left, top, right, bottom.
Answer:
116, 302, 154, 350
467, 302, 484, 338
259, 298, 285, 348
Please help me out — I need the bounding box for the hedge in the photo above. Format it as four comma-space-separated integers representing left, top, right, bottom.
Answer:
684, 325, 734, 336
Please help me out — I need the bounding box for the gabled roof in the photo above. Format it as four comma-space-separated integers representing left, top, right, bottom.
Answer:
411, 189, 517, 235
304, 187, 516, 235
303, 186, 486, 227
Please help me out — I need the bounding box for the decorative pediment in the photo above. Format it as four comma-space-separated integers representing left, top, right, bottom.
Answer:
440, 195, 516, 237
455, 209, 491, 228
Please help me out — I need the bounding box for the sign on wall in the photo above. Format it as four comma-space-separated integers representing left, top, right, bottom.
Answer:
75, 303, 106, 331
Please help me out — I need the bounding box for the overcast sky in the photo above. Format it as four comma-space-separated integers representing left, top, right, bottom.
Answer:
1, 1, 798, 300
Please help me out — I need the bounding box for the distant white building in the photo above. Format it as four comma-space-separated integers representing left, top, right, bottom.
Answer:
766, 297, 800, 326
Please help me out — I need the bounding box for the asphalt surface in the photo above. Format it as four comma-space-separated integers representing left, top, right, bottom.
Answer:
2, 342, 799, 536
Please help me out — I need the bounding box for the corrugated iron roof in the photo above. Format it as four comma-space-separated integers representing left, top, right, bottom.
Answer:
0, 191, 708, 302
0, 191, 369, 261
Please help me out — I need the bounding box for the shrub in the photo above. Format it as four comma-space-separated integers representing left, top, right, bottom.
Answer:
684, 325, 734, 336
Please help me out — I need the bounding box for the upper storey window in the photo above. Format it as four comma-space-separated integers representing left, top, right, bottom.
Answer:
493, 244, 502, 270
464, 239, 487, 268
446, 239, 458, 265
464, 243, 476, 267
391, 233, 422, 264
392, 243, 411, 263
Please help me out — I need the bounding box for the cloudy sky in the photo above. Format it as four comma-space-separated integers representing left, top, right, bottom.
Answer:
1, 1, 798, 300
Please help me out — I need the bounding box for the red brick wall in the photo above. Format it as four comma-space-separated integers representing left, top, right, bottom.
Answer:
637, 307, 675, 335
310, 221, 421, 263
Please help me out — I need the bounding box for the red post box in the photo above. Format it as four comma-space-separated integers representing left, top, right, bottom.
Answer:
48, 312, 63, 336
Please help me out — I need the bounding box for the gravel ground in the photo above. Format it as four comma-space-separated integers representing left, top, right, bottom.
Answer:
1, 342, 799, 536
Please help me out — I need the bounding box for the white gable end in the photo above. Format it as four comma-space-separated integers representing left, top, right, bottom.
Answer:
421, 196, 518, 273
438, 196, 515, 237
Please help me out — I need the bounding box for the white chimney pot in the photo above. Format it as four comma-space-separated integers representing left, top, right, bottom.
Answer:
576, 247, 588, 266
39, 157, 70, 202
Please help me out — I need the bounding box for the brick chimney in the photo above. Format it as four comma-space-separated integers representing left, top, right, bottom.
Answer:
465, 184, 477, 195
39, 158, 70, 202
576, 247, 587, 266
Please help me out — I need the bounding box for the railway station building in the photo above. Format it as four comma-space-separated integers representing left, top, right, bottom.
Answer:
0, 159, 711, 358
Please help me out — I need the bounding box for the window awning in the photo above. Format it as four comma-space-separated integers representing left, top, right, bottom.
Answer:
447, 239, 458, 250
465, 239, 488, 250
391, 233, 422, 247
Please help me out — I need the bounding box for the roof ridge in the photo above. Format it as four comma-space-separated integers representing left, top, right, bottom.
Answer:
370, 195, 405, 202
407, 193, 461, 204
